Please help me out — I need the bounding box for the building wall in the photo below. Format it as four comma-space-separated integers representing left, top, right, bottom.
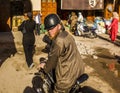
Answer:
0, 0, 120, 32
31, 0, 41, 11
0, 0, 11, 32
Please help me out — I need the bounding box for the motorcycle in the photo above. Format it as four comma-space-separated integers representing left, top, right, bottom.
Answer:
33, 69, 54, 93
32, 65, 89, 93
75, 21, 97, 39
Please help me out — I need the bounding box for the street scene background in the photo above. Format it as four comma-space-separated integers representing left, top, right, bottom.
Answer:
0, 30, 120, 93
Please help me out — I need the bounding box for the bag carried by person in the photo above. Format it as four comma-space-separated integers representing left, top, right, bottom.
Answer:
18, 21, 26, 34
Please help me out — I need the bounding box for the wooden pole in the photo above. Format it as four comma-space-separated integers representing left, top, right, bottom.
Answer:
113, 0, 116, 11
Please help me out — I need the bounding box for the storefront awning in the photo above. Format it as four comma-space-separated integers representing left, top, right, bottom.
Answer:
61, 0, 104, 10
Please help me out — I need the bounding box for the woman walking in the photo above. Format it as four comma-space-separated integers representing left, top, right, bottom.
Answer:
108, 12, 119, 42
18, 12, 36, 69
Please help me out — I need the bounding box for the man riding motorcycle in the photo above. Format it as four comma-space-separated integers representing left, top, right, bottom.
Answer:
38, 13, 85, 93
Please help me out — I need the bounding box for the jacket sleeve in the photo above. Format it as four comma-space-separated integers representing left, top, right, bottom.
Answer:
44, 40, 63, 73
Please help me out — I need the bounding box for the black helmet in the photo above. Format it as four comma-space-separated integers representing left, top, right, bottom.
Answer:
44, 13, 61, 30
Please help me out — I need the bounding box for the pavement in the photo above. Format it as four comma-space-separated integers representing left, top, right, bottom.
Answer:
0, 31, 120, 93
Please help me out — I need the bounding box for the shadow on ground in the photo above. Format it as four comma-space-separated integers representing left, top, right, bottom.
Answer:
0, 32, 17, 67
97, 34, 120, 47
23, 86, 102, 93
83, 47, 120, 93
81, 86, 102, 93
23, 86, 35, 93
117, 35, 120, 40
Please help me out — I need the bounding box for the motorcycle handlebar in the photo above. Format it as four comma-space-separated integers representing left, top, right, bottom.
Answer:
76, 73, 89, 84
39, 68, 54, 84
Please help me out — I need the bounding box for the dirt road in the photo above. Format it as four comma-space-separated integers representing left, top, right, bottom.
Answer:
0, 32, 120, 93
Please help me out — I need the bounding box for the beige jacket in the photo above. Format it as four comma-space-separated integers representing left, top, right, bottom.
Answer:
44, 30, 85, 90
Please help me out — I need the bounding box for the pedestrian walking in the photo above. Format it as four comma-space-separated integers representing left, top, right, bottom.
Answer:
34, 11, 42, 35
108, 12, 119, 42
77, 12, 84, 23
18, 12, 36, 69
37, 13, 85, 93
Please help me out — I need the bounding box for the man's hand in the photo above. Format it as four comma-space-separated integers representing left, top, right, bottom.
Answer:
37, 57, 47, 70
37, 63, 46, 70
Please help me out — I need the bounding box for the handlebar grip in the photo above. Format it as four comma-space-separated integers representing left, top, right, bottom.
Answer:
77, 73, 89, 84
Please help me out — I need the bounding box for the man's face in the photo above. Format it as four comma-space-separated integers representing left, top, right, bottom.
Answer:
48, 24, 61, 39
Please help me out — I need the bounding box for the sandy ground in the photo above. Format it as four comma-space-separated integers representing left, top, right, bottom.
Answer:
0, 32, 120, 93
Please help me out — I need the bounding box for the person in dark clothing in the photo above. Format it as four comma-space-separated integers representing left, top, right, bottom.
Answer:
38, 13, 85, 93
18, 12, 36, 69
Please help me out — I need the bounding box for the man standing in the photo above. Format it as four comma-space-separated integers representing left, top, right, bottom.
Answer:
34, 12, 42, 35
70, 12, 78, 32
78, 12, 84, 23
38, 13, 85, 93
